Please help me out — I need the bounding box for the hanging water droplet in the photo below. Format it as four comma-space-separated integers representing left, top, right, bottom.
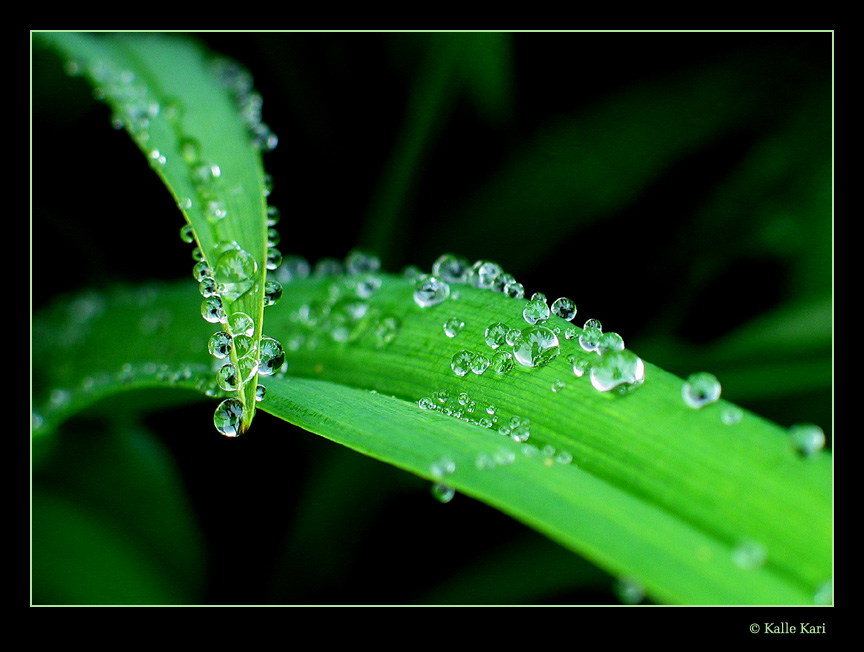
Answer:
193, 260, 211, 281
216, 363, 240, 392
431, 253, 471, 283
443, 317, 465, 338
431, 483, 456, 503
788, 423, 826, 458
512, 326, 560, 368
207, 331, 233, 359
263, 279, 283, 307
198, 276, 218, 298
258, 337, 286, 376
255, 384, 267, 402
490, 350, 514, 374
413, 275, 450, 308
201, 296, 226, 323
682, 372, 721, 409
228, 311, 255, 337
266, 248, 283, 271
550, 297, 577, 321
179, 223, 195, 244
484, 322, 508, 349
213, 397, 244, 437
614, 577, 646, 605
523, 299, 551, 325
213, 246, 258, 301
450, 350, 473, 376
266, 205, 281, 226
590, 350, 645, 394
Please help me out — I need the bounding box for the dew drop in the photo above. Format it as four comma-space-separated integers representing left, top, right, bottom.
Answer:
551, 379, 566, 392
512, 326, 560, 368
263, 279, 283, 307
590, 350, 645, 394
207, 331, 233, 359
450, 350, 473, 376
505, 328, 522, 346
579, 326, 603, 353
584, 318, 602, 331
470, 353, 490, 375
522, 299, 551, 325
468, 260, 502, 289
721, 406, 743, 425
227, 311, 255, 337
443, 317, 465, 338
198, 276, 218, 298
255, 384, 267, 402
598, 332, 625, 353
201, 296, 226, 323
418, 396, 437, 410
413, 275, 450, 308
490, 350, 514, 374
216, 363, 240, 392
275, 255, 311, 283
213, 397, 244, 437
193, 260, 211, 281
431, 253, 470, 283
431, 483, 456, 503
235, 354, 260, 384
614, 577, 646, 605
788, 423, 826, 458
682, 372, 721, 409
213, 247, 258, 301
345, 249, 381, 276
231, 333, 256, 360
179, 223, 195, 244
266, 248, 283, 271
503, 280, 525, 299
484, 322, 508, 349
258, 337, 286, 376
550, 297, 577, 321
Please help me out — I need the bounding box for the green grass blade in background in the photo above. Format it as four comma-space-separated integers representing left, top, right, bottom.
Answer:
32, 271, 831, 605
35, 32, 273, 431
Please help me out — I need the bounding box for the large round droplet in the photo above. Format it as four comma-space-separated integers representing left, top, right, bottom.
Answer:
258, 337, 285, 376
590, 350, 645, 394
216, 363, 240, 392
207, 331, 232, 359
450, 350, 473, 376
522, 299, 551, 325
682, 372, 721, 409
484, 322, 508, 349
550, 297, 577, 321
213, 246, 258, 301
227, 311, 255, 338
213, 397, 244, 437
789, 423, 826, 458
469, 260, 502, 289
201, 296, 226, 324
512, 326, 560, 368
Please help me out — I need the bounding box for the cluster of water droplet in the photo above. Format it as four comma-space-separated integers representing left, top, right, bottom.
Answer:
211, 57, 278, 153
269, 249, 403, 353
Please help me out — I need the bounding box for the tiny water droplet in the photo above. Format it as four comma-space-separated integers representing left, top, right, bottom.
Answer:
431, 483, 456, 503
255, 384, 267, 402
550, 297, 577, 321
505, 328, 522, 346
418, 396, 437, 410
682, 372, 721, 409
443, 317, 465, 338
179, 223, 195, 244
721, 406, 743, 425
512, 326, 560, 368
551, 379, 565, 392
213, 397, 244, 436
732, 540, 767, 570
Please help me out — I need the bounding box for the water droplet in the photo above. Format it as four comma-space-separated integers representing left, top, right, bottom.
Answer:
213, 397, 244, 436
682, 372, 721, 409
225, 312, 253, 338
235, 354, 259, 383
443, 317, 465, 338
789, 423, 826, 458
509, 417, 531, 442
470, 353, 490, 375
450, 350, 473, 376
179, 136, 202, 165
266, 205, 281, 226
198, 276, 218, 298
484, 322, 508, 349
490, 350, 514, 374
418, 396, 437, 410
523, 299, 551, 325
258, 337, 285, 376
598, 331, 625, 353
413, 275, 450, 308
584, 318, 602, 330
551, 379, 565, 392
193, 260, 211, 281
503, 280, 525, 299
179, 223, 195, 244
550, 297, 577, 321
266, 247, 283, 271
275, 255, 311, 283
201, 296, 226, 323
732, 540, 767, 570
255, 384, 267, 402
314, 257, 343, 277
207, 331, 233, 359
579, 326, 603, 353
431, 483, 456, 503
263, 279, 283, 307
813, 579, 833, 605
232, 333, 256, 360
721, 406, 743, 425
431, 253, 470, 283
590, 350, 645, 394
614, 577, 646, 605
345, 249, 381, 276
216, 363, 240, 392
468, 260, 502, 289
512, 326, 560, 368
505, 328, 522, 346
213, 247, 258, 301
